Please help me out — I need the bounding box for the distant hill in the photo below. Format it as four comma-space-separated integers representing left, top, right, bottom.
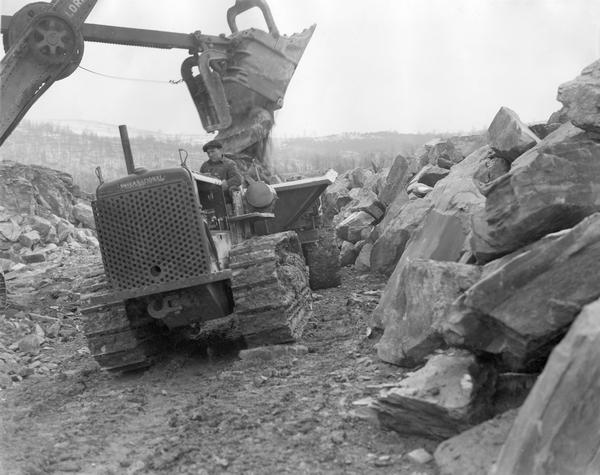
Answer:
0, 120, 442, 192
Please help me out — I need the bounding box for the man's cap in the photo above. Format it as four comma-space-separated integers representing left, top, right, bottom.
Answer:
203, 140, 223, 152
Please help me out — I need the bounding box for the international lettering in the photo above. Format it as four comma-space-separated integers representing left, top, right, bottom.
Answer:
119, 175, 166, 190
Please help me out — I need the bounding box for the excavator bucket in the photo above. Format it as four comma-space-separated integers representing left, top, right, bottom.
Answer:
181, 0, 315, 155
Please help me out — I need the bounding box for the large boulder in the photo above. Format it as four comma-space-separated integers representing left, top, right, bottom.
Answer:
487, 107, 539, 161
375, 259, 482, 366
492, 298, 600, 475
370, 199, 430, 276
370, 147, 489, 329
370, 210, 469, 330
557, 59, 600, 133
369, 350, 495, 440
470, 122, 600, 262
425, 146, 489, 226
445, 213, 600, 371
371, 145, 489, 278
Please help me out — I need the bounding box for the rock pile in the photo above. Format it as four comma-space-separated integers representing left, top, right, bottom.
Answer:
0, 161, 98, 272
322, 166, 388, 272
0, 161, 101, 388
336, 58, 600, 473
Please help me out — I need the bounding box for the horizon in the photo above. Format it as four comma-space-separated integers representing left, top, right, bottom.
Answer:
18, 118, 493, 141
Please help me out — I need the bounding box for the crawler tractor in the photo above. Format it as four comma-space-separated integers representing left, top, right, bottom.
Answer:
0, 0, 340, 371
80, 140, 339, 371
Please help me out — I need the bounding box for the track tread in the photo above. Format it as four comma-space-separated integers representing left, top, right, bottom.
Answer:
80, 275, 162, 373
230, 231, 313, 347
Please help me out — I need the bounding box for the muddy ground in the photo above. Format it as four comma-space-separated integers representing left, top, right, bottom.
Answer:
0, 248, 439, 474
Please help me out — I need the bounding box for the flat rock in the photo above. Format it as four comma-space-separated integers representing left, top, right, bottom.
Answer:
487, 107, 539, 161
369, 350, 495, 440
435, 409, 517, 475
21, 253, 46, 264
238, 344, 308, 361
492, 298, 600, 475
406, 448, 433, 465
375, 260, 481, 366
470, 122, 600, 261
445, 213, 600, 371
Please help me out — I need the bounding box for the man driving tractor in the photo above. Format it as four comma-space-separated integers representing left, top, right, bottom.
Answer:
200, 140, 242, 196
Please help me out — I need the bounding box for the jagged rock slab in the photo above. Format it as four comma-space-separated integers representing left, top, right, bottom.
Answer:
470, 122, 600, 261
557, 58, 600, 133
492, 298, 600, 475
369, 350, 495, 440
434, 409, 517, 475
370, 199, 431, 276
425, 146, 489, 225
376, 259, 481, 366
446, 213, 600, 371
370, 210, 467, 330
378, 154, 411, 206
487, 107, 539, 161
371, 145, 489, 277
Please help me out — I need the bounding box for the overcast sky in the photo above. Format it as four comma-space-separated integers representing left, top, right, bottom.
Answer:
2, 0, 600, 137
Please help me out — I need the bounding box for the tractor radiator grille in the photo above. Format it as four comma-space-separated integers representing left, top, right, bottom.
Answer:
93, 180, 211, 291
